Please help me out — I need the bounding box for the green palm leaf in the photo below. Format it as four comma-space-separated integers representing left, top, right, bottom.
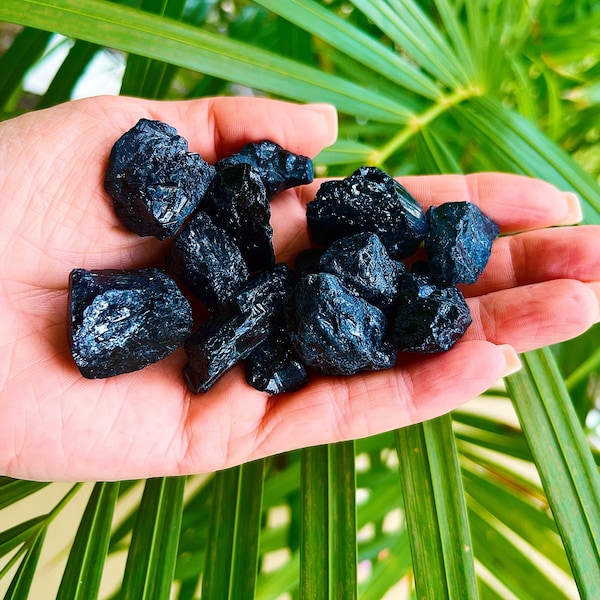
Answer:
56, 482, 120, 600
119, 476, 185, 599
0, 0, 412, 123
506, 349, 600, 598
396, 415, 478, 599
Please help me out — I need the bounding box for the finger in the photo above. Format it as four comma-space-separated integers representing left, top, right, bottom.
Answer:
113, 96, 338, 162
214, 341, 516, 468
290, 173, 581, 241
398, 173, 582, 233
464, 279, 600, 352
462, 225, 600, 296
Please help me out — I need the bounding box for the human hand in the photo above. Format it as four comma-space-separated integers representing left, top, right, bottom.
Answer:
0, 96, 598, 482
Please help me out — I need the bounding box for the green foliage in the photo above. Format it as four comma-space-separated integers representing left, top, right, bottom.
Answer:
1, 0, 600, 598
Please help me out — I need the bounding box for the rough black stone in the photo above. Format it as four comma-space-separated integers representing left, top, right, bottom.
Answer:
286, 273, 396, 376
244, 327, 308, 394
306, 166, 427, 259
165, 210, 249, 310
216, 140, 314, 198
425, 201, 499, 285
319, 232, 404, 314
392, 273, 472, 353
203, 163, 274, 271
410, 260, 431, 276
69, 268, 192, 379
183, 265, 298, 393
294, 248, 325, 277
104, 119, 215, 239
183, 312, 268, 394
225, 264, 297, 322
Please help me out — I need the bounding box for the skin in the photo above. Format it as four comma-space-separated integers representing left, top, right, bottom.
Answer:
0, 95, 598, 482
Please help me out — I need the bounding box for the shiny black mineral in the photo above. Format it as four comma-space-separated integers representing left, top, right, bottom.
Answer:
392, 273, 472, 353
183, 265, 297, 393
319, 232, 404, 314
224, 264, 297, 322
425, 201, 499, 285
216, 140, 314, 198
306, 166, 427, 259
165, 210, 249, 310
294, 248, 325, 277
69, 268, 192, 379
183, 312, 267, 393
202, 163, 274, 271
286, 273, 396, 376
104, 119, 215, 239
244, 327, 308, 394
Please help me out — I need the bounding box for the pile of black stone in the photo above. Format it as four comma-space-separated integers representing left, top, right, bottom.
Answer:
68, 119, 498, 396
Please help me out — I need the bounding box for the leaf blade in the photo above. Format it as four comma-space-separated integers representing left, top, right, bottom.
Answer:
56, 481, 120, 600
328, 441, 357, 600
0, 0, 411, 123
251, 0, 441, 99
229, 460, 265, 600
3, 527, 46, 600
395, 414, 478, 599
300, 445, 329, 598
120, 476, 186, 600
505, 348, 600, 598
201, 467, 240, 600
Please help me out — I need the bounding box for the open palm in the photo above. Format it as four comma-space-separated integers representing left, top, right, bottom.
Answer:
0, 95, 598, 482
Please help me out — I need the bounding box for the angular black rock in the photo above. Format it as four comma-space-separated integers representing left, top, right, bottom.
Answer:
184, 265, 298, 393
165, 210, 249, 310
319, 232, 404, 314
425, 201, 499, 285
224, 264, 297, 321
286, 273, 396, 376
410, 260, 431, 276
69, 268, 192, 379
202, 163, 274, 271
244, 327, 308, 394
306, 166, 427, 259
104, 119, 215, 239
216, 140, 314, 198
294, 248, 325, 277
183, 312, 268, 394
392, 273, 472, 353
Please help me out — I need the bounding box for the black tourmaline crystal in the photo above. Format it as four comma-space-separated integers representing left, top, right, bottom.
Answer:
224, 264, 297, 320
183, 265, 297, 393
202, 163, 274, 271
306, 166, 427, 259
294, 248, 325, 277
425, 201, 499, 285
69, 268, 192, 379
216, 140, 314, 198
104, 119, 215, 239
165, 210, 249, 310
319, 232, 404, 314
183, 312, 267, 393
392, 273, 472, 353
244, 327, 308, 394
286, 273, 396, 376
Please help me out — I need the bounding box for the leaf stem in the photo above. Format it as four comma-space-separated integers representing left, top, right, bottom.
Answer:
47, 483, 85, 523
564, 345, 600, 391
0, 483, 83, 581
369, 85, 482, 166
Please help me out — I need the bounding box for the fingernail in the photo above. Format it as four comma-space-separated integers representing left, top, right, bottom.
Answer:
306, 103, 338, 145
559, 192, 583, 225
585, 281, 600, 323
500, 345, 522, 377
